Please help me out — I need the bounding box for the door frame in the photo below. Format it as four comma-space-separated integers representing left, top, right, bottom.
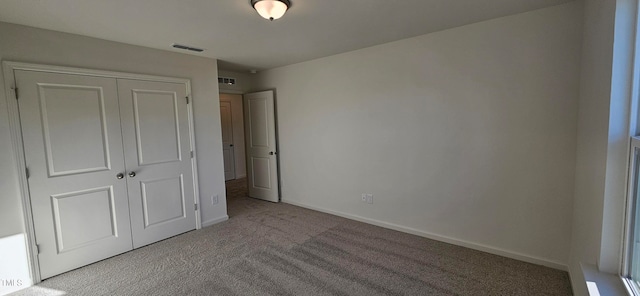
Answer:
2, 61, 202, 284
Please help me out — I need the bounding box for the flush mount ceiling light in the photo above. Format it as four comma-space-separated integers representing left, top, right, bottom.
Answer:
251, 0, 291, 21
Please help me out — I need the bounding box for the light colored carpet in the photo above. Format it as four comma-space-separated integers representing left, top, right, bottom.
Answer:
12, 178, 572, 295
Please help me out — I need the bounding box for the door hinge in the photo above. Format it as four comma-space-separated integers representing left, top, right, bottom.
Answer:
194, 203, 198, 211
12, 87, 18, 100
186, 96, 189, 104
190, 151, 194, 158
25, 167, 29, 179
35, 244, 40, 254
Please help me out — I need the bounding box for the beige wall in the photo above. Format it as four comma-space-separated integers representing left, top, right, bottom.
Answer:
0, 21, 228, 285
254, 2, 583, 269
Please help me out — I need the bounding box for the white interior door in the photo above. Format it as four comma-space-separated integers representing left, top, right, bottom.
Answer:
16, 70, 133, 279
244, 90, 279, 202
117, 79, 197, 248
220, 101, 236, 181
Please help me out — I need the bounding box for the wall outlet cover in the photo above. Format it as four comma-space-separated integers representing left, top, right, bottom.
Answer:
212, 195, 219, 205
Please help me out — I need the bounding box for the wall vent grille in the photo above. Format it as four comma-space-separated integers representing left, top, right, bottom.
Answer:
218, 77, 236, 85
171, 43, 204, 52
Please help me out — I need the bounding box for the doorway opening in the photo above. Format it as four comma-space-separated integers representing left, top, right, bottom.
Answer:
219, 90, 280, 203
219, 93, 247, 181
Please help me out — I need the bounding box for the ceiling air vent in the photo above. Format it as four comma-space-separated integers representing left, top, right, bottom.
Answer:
218, 77, 236, 85
172, 43, 204, 52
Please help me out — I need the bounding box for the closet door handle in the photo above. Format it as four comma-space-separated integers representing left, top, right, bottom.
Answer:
116, 173, 124, 179
128, 171, 136, 178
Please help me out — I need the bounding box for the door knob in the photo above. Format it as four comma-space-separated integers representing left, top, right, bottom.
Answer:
128, 171, 136, 178
116, 173, 124, 179
269, 151, 274, 155
230, 144, 234, 147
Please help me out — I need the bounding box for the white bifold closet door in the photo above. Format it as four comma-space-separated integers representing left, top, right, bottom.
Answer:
16, 70, 196, 279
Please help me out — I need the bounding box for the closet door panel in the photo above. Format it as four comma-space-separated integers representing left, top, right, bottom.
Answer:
117, 79, 196, 248
16, 70, 133, 279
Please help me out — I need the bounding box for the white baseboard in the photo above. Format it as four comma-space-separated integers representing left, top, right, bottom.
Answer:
282, 199, 567, 271
235, 174, 246, 179
202, 215, 229, 228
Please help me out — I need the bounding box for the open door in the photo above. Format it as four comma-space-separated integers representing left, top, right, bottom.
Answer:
243, 90, 279, 202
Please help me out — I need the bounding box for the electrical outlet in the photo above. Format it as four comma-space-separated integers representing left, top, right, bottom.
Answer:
211, 194, 219, 205
361, 193, 373, 204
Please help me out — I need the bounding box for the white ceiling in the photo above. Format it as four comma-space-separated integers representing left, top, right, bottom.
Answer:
0, 0, 574, 72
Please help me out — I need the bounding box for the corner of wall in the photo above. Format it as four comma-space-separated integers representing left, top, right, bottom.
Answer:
568, 0, 618, 284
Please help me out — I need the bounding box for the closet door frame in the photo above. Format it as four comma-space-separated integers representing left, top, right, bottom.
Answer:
2, 61, 202, 284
